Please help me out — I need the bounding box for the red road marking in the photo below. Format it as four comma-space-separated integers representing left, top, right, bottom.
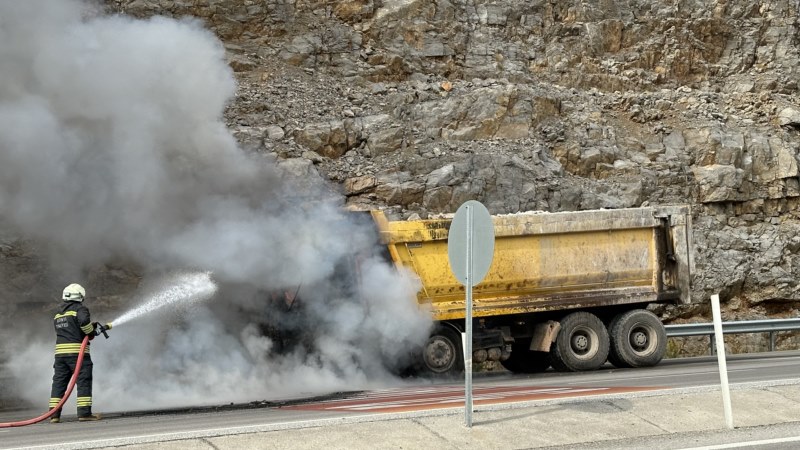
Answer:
283, 385, 661, 413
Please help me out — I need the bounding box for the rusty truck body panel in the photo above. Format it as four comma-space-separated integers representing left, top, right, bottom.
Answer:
371, 206, 693, 321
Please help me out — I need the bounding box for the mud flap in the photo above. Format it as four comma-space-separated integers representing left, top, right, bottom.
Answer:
530, 320, 561, 352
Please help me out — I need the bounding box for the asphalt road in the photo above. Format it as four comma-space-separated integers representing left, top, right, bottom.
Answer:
2, 351, 800, 449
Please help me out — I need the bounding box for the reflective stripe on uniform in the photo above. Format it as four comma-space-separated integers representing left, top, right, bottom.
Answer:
80, 323, 94, 334
49, 397, 61, 407
76, 397, 92, 407
54, 343, 90, 355
54, 311, 77, 319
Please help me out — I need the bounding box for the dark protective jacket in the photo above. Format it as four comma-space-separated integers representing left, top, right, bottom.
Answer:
53, 301, 95, 356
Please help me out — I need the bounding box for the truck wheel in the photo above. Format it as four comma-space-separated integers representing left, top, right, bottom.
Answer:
550, 312, 610, 372
608, 309, 666, 368
606, 313, 626, 368
421, 326, 464, 377
500, 339, 550, 373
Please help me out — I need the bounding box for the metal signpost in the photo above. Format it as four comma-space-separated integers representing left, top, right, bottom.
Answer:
447, 200, 495, 428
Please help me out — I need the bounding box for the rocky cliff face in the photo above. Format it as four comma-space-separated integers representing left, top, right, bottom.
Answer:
4, 1, 800, 348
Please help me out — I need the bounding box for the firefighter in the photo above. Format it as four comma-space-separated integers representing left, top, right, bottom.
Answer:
49, 283, 102, 423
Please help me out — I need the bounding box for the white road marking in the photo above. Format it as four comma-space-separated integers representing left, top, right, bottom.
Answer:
679, 435, 800, 449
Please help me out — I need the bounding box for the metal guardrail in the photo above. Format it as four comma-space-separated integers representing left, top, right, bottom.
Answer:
665, 318, 800, 353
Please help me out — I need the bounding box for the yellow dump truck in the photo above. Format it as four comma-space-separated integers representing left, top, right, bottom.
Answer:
371, 205, 693, 374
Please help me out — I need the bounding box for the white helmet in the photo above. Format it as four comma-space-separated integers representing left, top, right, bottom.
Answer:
62, 283, 86, 302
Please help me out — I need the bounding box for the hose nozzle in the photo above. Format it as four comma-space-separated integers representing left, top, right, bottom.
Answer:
94, 322, 110, 339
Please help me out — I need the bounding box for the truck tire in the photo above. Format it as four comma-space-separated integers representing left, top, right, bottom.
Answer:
550, 312, 610, 372
421, 326, 464, 377
608, 309, 666, 368
500, 339, 550, 373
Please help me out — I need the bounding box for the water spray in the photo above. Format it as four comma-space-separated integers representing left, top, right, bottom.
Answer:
112, 271, 218, 327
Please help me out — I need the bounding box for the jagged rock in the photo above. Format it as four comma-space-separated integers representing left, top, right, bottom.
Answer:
778, 107, 800, 128
749, 134, 798, 182
294, 120, 349, 158
280, 34, 321, 66
264, 125, 285, 141
231, 126, 265, 152
425, 164, 455, 189
693, 164, 747, 203
374, 171, 424, 205
365, 126, 403, 156
344, 175, 377, 195
228, 54, 257, 72
579, 181, 643, 210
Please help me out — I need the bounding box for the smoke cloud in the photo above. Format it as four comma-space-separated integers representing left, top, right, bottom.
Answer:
1, 0, 432, 411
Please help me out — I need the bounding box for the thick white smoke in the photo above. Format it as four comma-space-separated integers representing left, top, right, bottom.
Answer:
1, 0, 432, 411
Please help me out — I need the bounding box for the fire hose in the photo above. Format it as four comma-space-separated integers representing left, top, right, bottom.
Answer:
0, 323, 110, 428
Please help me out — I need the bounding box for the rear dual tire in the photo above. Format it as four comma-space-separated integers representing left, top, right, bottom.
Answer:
550, 312, 610, 372
608, 309, 666, 368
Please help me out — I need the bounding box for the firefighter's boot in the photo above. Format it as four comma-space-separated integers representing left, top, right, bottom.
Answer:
48, 405, 61, 424
78, 413, 102, 422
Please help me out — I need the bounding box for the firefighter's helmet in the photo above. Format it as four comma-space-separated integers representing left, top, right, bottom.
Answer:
62, 283, 86, 302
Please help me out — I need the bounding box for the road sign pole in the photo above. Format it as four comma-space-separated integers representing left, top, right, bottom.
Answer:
465, 205, 473, 428
446, 200, 494, 429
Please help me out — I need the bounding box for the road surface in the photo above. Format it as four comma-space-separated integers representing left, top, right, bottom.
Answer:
2, 352, 800, 449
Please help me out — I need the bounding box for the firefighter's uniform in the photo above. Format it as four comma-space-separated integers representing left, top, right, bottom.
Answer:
49, 284, 98, 422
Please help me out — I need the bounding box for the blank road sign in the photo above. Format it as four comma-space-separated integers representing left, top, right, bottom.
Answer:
447, 200, 495, 286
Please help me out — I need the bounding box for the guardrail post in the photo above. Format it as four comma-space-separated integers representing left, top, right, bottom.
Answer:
709, 334, 715, 355
769, 332, 776, 352
711, 294, 734, 430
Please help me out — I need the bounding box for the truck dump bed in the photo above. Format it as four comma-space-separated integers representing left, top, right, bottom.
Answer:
372, 206, 693, 321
